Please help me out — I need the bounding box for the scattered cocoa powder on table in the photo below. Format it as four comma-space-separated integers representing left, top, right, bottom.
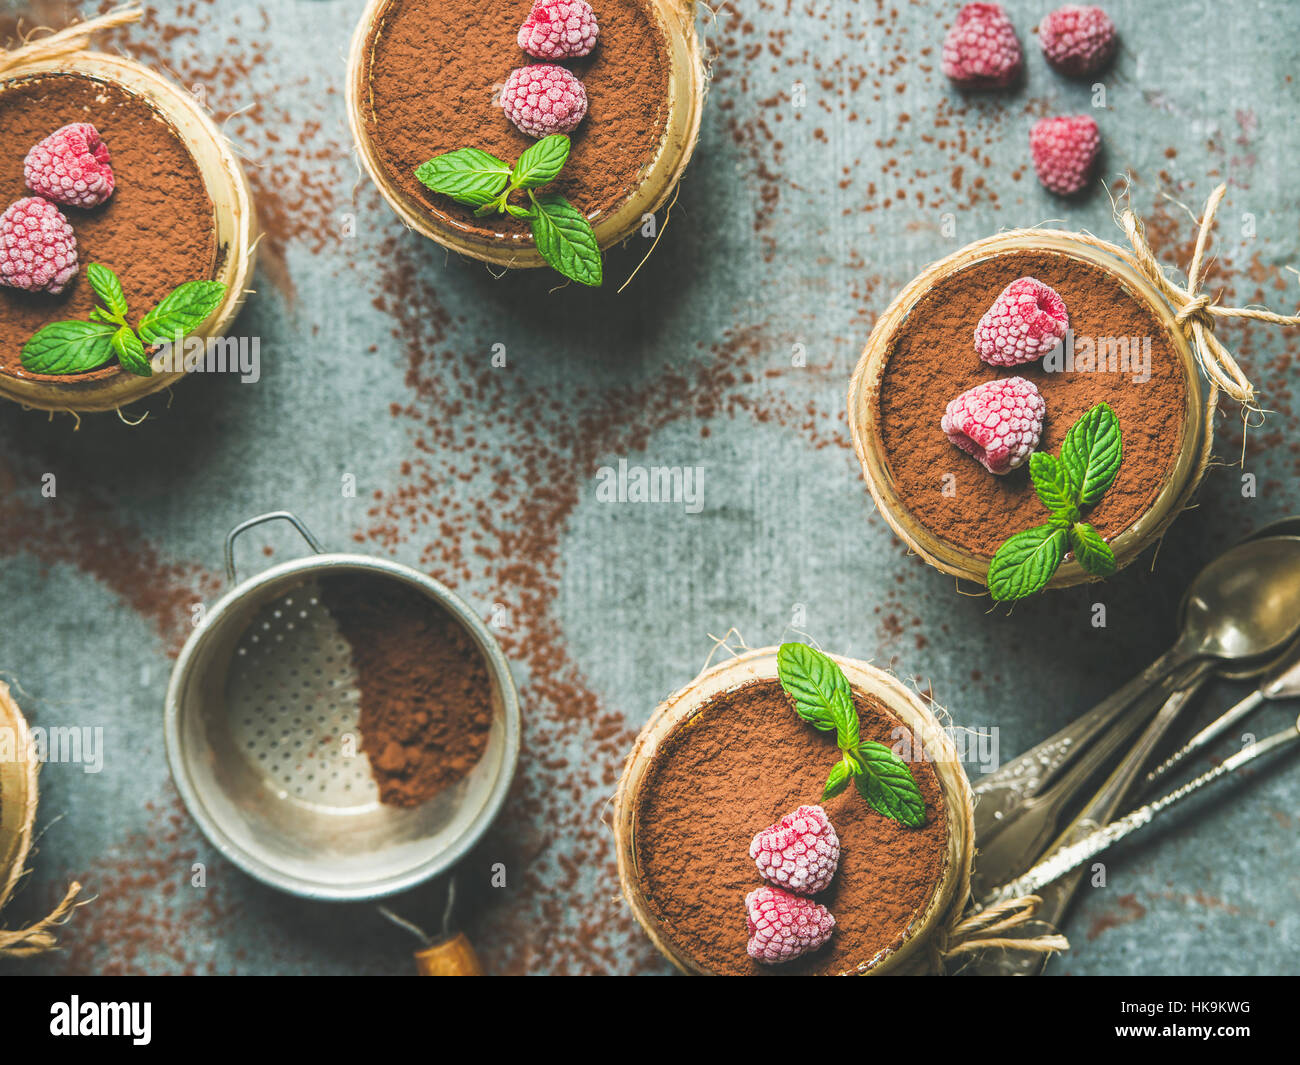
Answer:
632, 679, 950, 975
361, 0, 671, 241
876, 249, 1190, 559
0, 72, 217, 381
321, 573, 493, 808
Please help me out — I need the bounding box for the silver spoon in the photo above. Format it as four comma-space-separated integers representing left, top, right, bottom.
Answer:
972, 536, 1300, 858
983, 711, 1300, 906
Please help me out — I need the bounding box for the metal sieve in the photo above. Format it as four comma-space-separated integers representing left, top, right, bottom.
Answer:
164, 511, 521, 903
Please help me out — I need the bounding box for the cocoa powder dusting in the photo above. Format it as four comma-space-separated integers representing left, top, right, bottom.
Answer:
633, 679, 949, 976
877, 250, 1190, 559
322, 574, 492, 807
0, 72, 217, 380
362, 0, 670, 239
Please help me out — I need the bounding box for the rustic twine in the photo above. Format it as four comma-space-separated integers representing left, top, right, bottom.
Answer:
0, 881, 83, 958
931, 895, 1069, 965
0, 4, 142, 75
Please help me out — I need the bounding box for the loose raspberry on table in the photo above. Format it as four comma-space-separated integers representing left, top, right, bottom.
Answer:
0, 197, 79, 295
942, 3, 1023, 89
518, 0, 599, 60
941, 377, 1046, 475
1030, 114, 1100, 196
1038, 5, 1117, 78
749, 804, 840, 896
23, 123, 115, 209
745, 886, 835, 965
501, 64, 588, 139
975, 277, 1069, 366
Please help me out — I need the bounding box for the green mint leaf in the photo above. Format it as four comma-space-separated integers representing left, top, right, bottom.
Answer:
1069, 521, 1117, 577
987, 523, 1068, 602
86, 263, 127, 320
415, 148, 511, 207
1060, 403, 1122, 507
1029, 452, 1077, 517
89, 307, 120, 325
20, 320, 117, 375
506, 203, 533, 219
854, 741, 926, 827
528, 193, 602, 287
511, 134, 570, 189
822, 760, 852, 801
138, 280, 227, 346
112, 326, 151, 377
777, 642, 854, 735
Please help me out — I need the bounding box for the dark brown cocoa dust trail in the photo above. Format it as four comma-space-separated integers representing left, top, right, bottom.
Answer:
0, 72, 216, 381
321, 573, 493, 807
633, 679, 949, 975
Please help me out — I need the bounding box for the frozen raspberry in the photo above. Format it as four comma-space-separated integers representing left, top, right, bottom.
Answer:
0, 197, 79, 295
745, 887, 835, 965
749, 805, 840, 896
1038, 5, 1118, 78
1030, 114, 1100, 196
975, 277, 1069, 366
942, 3, 1023, 89
518, 0, 599, 60
942, 377, 1045, 475
23, 123, 115, 209
501, 64, 588, 139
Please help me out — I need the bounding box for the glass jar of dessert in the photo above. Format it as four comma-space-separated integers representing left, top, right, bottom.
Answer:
613, 646, 976, 975
0, 35, 257, 414
848, 231, 1206, 592
347, 0, 705, 272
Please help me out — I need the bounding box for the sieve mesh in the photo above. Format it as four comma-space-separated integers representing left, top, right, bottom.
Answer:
225, 578, 379, 808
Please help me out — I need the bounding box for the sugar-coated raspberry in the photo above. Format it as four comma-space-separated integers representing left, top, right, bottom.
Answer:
501, 64, 588, 139
517, 0, 599, 60
745, 886, 835, 965
942, 377, 1045, 475
0, 197, 79, 295
975, 277, 1069, 366
749, 804, 840, 896
942, 3, 1023, 89
1030, 114, 1100, 196
23, 123, 115, 209
1038, 5, 1117, 78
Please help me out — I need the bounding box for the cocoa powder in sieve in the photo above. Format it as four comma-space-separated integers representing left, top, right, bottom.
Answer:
633, 679, 949, 975
362, 0, 670, 241
0, 72, 217, 381
321, 574, 493, 808
876, 250, 1190, 559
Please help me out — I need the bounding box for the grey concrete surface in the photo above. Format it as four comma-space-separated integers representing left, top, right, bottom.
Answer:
0, 0, 1298, 975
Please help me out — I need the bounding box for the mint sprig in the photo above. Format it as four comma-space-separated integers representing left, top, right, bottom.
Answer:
416, 134, 602, 287
776, 642, 925, 827
20, 266, 227, 378
987, 402, 1123, 602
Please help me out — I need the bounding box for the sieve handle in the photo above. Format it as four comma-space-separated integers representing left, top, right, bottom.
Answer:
414, 933, 485, 976
224, 510, 325, 583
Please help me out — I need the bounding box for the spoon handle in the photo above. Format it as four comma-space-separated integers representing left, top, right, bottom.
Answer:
986, 721, 1300, 905
1145, 689, 1267, 787
971, 646, 1194, 840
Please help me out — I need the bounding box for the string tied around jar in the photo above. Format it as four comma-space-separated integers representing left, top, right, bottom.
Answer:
930, 894, 1070, 968
0, 882, 84, 959
0, 3, 142, 77
1112, 182, 1300, 413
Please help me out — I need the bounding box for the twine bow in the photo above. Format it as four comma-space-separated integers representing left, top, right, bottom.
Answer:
932, 894, 1069, 964
0, 881, 83, 958
0, 3, 141, 77
1116, 182, 1300, 410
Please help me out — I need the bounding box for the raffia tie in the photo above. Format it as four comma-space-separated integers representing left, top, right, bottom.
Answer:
0, 881, 83, 958
0, 4, 142, 76
932, 894, 1069, 963
1118, 182, 1300, 411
